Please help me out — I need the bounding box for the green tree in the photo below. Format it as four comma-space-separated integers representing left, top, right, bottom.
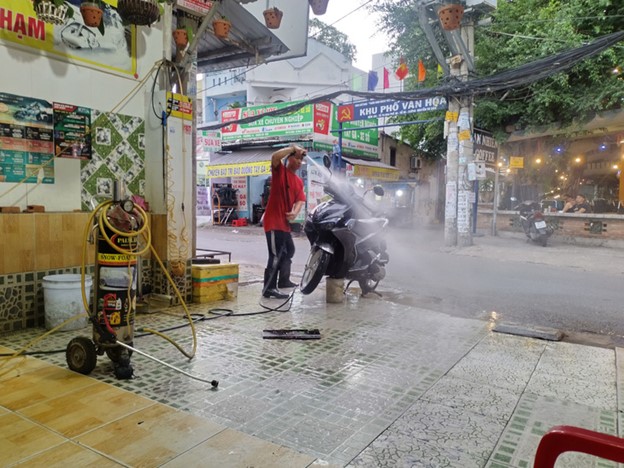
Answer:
372, 0, 624, 152
308, 18, 357, 62
475, 0, 623, 136
369, 2, 449, 160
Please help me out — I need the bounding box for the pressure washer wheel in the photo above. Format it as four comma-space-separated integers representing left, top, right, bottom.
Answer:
66, 336, 97, 375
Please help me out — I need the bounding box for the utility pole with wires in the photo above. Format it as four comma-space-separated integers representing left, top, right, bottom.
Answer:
417, 0, 495, 247
455, 21, 475, 247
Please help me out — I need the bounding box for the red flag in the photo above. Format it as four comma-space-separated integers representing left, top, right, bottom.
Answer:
383, 67, 390, 89
395, 57, 409, 81
418, 59, 426, 82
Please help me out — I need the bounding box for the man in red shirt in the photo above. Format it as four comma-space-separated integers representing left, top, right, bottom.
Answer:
262, 145, 307, 299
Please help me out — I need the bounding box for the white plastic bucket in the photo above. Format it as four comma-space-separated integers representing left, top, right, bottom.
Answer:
43, 274, 92, 331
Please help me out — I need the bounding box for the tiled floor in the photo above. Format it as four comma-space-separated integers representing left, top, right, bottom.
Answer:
2, 273, 623, 467
0, 345, 320, 467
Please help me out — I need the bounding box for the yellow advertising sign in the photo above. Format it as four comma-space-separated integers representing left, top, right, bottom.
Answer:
166, 92, 193, 120
445, 111, 459, 122
509, 156, 524, 169
352, 165, 400, 182
458, 130, 471, 141
0, 0, 137, 76
205, 161, 271, 178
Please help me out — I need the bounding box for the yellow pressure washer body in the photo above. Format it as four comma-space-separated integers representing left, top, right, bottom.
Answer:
66, 200, 141, 380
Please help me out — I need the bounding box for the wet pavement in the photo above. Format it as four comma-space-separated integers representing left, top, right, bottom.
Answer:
2, 233, 624, 466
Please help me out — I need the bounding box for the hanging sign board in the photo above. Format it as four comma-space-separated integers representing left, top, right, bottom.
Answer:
0, 1, 137, 77
350, 164, 400, 182
221, 101, 314, 143
314, 106, 379, 159
205, 161, 271, 178
337, 97, 447, 122
197, 130, 221, 155
509, 156, 524, 169
474, 129, 498, 165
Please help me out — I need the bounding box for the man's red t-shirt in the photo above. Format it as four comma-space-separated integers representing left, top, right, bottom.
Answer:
263, 163, 306, 232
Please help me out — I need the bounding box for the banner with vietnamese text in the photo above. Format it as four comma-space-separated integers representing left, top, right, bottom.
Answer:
0, 0, 137, 76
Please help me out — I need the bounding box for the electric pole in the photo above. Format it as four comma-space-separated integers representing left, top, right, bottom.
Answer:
444, 56, 461, 247
418, 1, 493, 247
444, 22, 475, 247
456, 22, 475, 247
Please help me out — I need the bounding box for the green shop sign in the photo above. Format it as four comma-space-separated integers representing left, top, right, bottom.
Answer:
220, 101, 313, 142
314, 107, 378, 158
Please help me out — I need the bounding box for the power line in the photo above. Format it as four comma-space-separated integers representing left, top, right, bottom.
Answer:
481, 27, 624, 50
200, 31, 624, 131
480, 15, 624, 27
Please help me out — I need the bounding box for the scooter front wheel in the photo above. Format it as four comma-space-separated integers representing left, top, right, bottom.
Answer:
300, 247, 331, 294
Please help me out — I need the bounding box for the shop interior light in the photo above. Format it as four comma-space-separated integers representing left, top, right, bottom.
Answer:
575, 157, 582, 163
396, 189, 404, 197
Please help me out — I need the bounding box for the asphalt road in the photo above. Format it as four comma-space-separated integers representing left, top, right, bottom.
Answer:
196, 224, 624, 346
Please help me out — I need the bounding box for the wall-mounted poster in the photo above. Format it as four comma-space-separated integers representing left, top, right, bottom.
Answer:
0, 92, 54, 183
54, 102, 92, 159
0, 1, 137, 77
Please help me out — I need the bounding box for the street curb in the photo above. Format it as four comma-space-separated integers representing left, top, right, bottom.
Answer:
493, 322, 563, 341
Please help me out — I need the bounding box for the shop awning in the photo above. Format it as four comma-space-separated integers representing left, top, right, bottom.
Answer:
343, 157, 401, 182
202, 148, 275, 178
195, 1, 288, 73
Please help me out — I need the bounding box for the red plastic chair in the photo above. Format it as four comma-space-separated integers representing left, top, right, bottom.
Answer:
534, 425, 624, 468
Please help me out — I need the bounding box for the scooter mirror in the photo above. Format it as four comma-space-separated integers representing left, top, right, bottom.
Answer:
323, 155, 331, 168
373, 185, 385, 197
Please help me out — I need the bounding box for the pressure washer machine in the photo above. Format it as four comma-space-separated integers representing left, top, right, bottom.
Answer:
66, 193, 143, 380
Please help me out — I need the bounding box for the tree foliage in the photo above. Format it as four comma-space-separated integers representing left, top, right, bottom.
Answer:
476, 0, 624, 135
371, 0, 624, 155
308, 18, 357, 62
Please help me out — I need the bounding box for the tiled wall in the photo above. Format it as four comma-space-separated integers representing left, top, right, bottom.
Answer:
81, 111, 145, 211
0, 218, 192, 334
0, 266, 92, 333
0, 257, 194, 334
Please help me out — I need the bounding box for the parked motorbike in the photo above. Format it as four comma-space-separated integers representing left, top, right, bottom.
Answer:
516, 201, 553, 247
300, 156, 389, 296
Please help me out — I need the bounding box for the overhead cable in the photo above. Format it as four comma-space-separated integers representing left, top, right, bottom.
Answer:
202, 30, 624, 131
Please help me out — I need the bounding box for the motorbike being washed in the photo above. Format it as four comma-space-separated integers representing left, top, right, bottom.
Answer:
517, 200, 554, 247
299, 156, 389, 296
